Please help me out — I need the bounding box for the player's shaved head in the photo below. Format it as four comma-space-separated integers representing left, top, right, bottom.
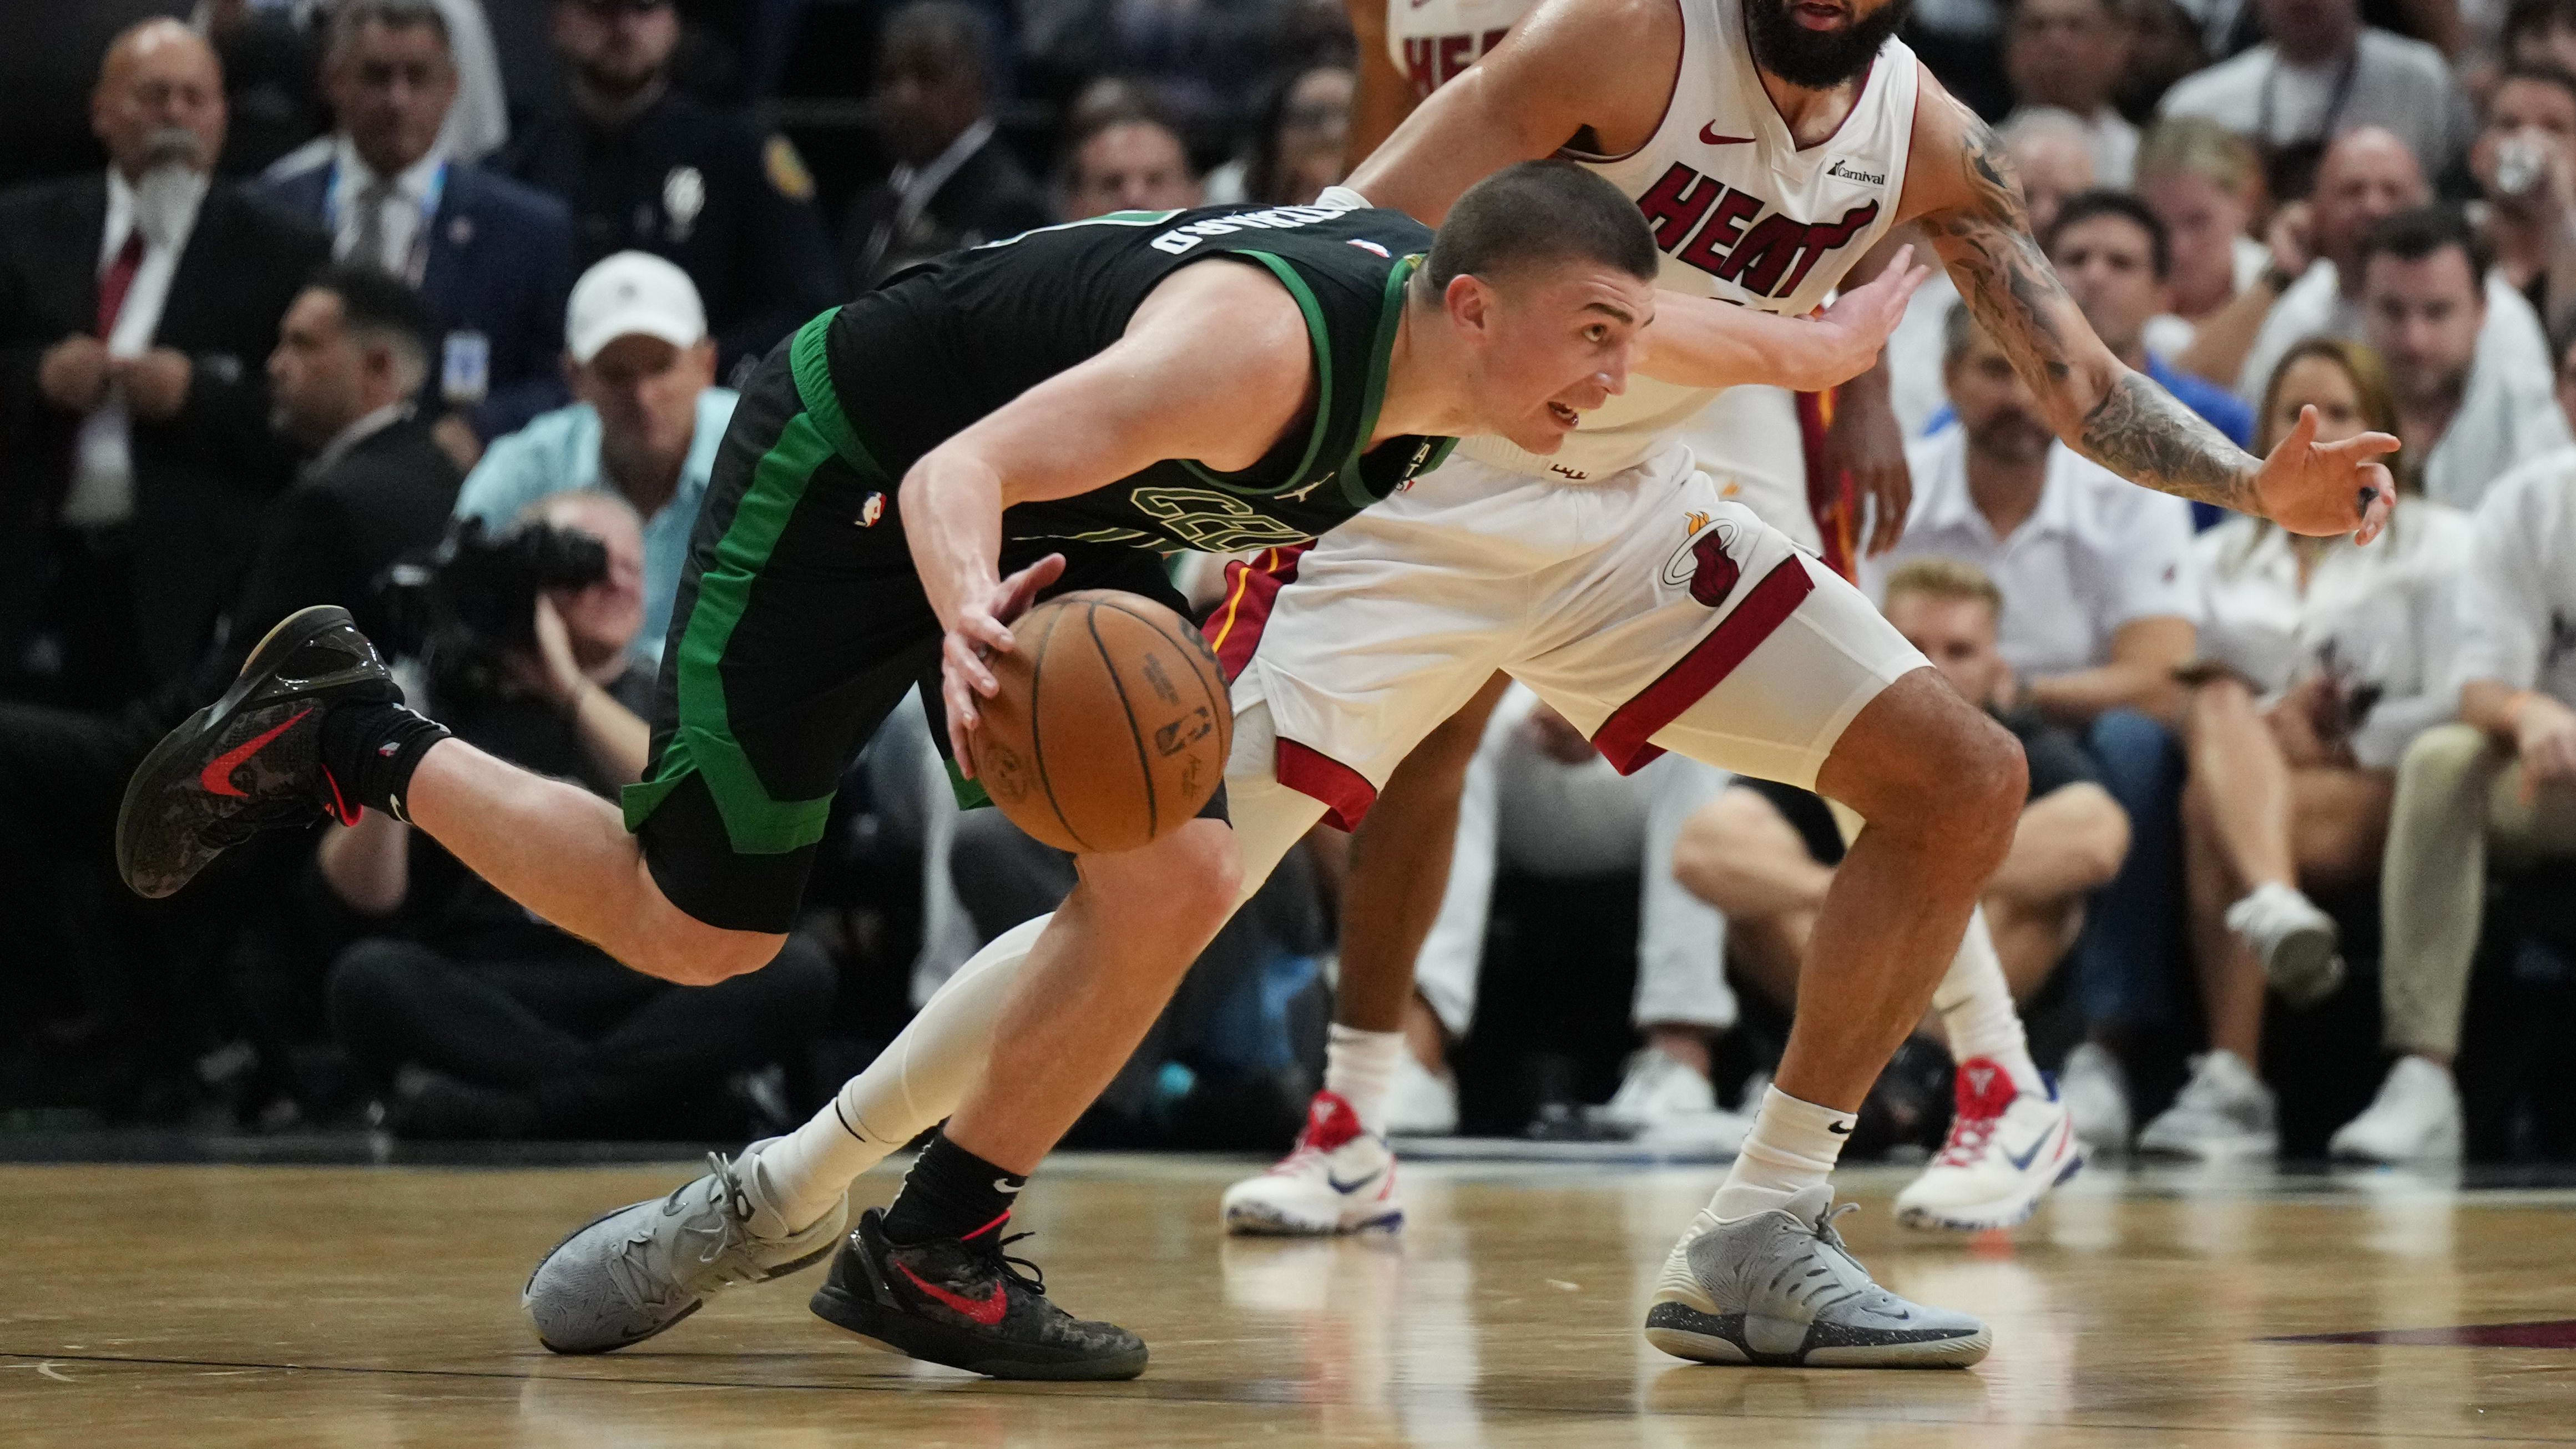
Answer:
1422, 160, 1660, 298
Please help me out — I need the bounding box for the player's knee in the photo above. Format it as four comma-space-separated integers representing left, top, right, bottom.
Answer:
1167, 825, 1246, 927
625, 901, 785, 986
1927, 710, 2027, 854
1834, 673, 2023, 857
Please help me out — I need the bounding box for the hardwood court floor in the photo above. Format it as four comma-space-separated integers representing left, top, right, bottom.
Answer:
4, 1153, 2573, 1447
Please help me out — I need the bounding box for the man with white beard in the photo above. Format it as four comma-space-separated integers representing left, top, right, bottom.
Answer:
0, 18, 328, 705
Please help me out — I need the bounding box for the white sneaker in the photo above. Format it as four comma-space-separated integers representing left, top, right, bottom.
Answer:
1597, 1049, 1750, 1154
2136, 1050, 2278, 1159
1221, 1090, 1404, 1235
1385, 1051, 1459, 1136
1895, 1058, 2083, 1231
2227, 882, 2344, 1008
2059, 1043, 2133, 1153
2330, 1056, 2464, 1162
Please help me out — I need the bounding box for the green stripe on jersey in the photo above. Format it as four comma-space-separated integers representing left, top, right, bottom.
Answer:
620, 404, 845, 854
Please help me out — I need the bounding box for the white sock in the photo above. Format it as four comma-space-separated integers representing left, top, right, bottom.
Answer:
741, 915, 1054, 1237
1324, 1024, 1405, 1135
1933, 907, 2043, 1094
1707, 1086, 1853, 1221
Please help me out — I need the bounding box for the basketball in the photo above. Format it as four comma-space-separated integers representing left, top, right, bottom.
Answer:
967, 589, 1234, 854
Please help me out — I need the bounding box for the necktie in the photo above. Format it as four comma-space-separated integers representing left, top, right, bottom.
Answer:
97, 229, 145, 335
350, 179, 394, 271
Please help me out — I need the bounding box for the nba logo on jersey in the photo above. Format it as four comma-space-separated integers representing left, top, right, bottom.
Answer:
857, 492, 886, 528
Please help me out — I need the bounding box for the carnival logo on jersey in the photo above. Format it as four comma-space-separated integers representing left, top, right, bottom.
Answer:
1634, 162, 1880, 300
1662, 511, 1742, 607
1825, 159, 1887, 186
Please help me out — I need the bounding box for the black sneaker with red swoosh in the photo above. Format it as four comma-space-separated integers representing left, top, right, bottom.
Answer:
115, 604, 399, 899
809, 1208, 1148, 1380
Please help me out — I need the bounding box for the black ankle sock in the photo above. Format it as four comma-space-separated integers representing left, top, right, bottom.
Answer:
319, 701, 451, 822
881, 1133, 1026, 1246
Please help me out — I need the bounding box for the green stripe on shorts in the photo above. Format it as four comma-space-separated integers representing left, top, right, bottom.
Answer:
620, 312, 888, 854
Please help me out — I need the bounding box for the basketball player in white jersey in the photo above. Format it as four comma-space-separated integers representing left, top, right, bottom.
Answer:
519, 0, 2395, 1374
1245, 0, 2069, 1245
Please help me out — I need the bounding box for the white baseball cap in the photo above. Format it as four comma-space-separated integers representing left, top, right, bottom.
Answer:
566, 251, 707, 365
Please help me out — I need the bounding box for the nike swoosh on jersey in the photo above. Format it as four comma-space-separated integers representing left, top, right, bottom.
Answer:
199, 709, 313, 800
1699, 124, 1757, 144
897, 1263, 1009, 1325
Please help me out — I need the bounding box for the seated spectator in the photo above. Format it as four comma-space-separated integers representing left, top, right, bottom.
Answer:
1675, 559, 2126, 1084
2119, 0, 2211, 122
1867, 304, 2200, 1148
2360, 205, 2572, 507
502, 0, 838, 377
1210, 64, 1355, 207
2156, 0, 2471, 191
0, 19, 327, 708
2468, 65, 2576, 338
455, 251, 729, 664
2135, 118, 2272, 361
1388, 686, 1739, 1145
325, 489, 834, 1139
845, 2, 1053, 287
264, 0, 578, 468
2003, 0, 2139, 185
0, 265, 461, 1113
2141, 339, 2472, 1160
1058, 105, 1203, 219
231, 0, 513, 171
2504, 0, 2576, 76
1929, 190, 2257, 446
2339, 443, 2576, 1161
1996, 107, 2099, 236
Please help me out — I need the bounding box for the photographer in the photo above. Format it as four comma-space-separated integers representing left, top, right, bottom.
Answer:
324, 490, 832, 1138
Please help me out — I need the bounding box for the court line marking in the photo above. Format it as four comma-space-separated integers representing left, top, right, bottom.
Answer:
4, 1350, 2573, 1441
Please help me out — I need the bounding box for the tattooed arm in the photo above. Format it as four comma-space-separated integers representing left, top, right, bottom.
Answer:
1895, 71, 2394, 540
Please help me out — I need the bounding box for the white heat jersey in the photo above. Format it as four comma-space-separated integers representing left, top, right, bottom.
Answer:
1388, 0, 1529, 103
1457, 0, 1917, 481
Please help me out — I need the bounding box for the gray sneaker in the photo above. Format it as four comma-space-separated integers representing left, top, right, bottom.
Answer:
523, 1147, 847, 1353
1643, 1185, 1991, 1368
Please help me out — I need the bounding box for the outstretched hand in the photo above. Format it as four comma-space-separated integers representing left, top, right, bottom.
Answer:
1817, 245, 1932, 381
2251, 404, 2398, 544
942, 552, 1067, 774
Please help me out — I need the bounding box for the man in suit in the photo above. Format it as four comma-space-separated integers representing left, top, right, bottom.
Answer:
0, 264, 461, 1116
501, 0, 840, 381
265, 0, 579, 470
845, 2, 1053, 288
0, 19, 329, 709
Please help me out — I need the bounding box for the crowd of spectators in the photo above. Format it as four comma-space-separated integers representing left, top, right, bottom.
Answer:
5, 0, 2576, 1168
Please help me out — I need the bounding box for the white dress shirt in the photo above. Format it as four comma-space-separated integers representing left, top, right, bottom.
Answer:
2235, 262, 2554, 421
2156, 30, 2472, 179
327, 137, 447, 282
2454, 446, 2576, 710
1864, 426, 2202, 680
2191, 502, 2473, 768
64, 166, 210, 529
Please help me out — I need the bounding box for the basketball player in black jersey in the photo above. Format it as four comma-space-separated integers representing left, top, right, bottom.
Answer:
115, 161, 1923, 1378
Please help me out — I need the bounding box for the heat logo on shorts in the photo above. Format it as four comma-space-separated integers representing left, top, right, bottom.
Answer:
1661, 511, 1741, 607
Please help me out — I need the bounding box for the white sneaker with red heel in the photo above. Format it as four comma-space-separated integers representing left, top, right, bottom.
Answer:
1220, 1091, 1404, 1236
1893, 1058, 2084, 1233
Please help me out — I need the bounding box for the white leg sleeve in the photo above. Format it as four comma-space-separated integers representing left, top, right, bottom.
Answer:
1630, 753, 1735, 1031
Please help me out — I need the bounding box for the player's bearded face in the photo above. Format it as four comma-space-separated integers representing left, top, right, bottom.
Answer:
1745, 0, 1911, 89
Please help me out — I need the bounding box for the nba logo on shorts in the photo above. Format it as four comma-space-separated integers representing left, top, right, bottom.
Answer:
857, 492, 886, 528
1660, 512, 1740, 607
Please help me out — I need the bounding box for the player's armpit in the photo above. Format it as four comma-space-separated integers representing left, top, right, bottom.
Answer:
1346, 0, 1679, 223
1899, 76, 2264, 518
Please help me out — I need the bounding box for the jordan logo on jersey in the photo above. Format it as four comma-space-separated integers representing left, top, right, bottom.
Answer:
1635, 162, 1880, 300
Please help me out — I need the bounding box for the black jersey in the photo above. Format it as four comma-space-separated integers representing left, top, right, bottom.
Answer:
803, 201, 1457, 555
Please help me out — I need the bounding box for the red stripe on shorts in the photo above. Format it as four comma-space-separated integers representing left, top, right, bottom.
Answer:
1202, 543, 1313, 681
1589, 557, 1814, 775
1276, 738, 1378, 832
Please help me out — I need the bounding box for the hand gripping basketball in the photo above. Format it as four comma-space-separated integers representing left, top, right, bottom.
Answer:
943, 552, 1067, 774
